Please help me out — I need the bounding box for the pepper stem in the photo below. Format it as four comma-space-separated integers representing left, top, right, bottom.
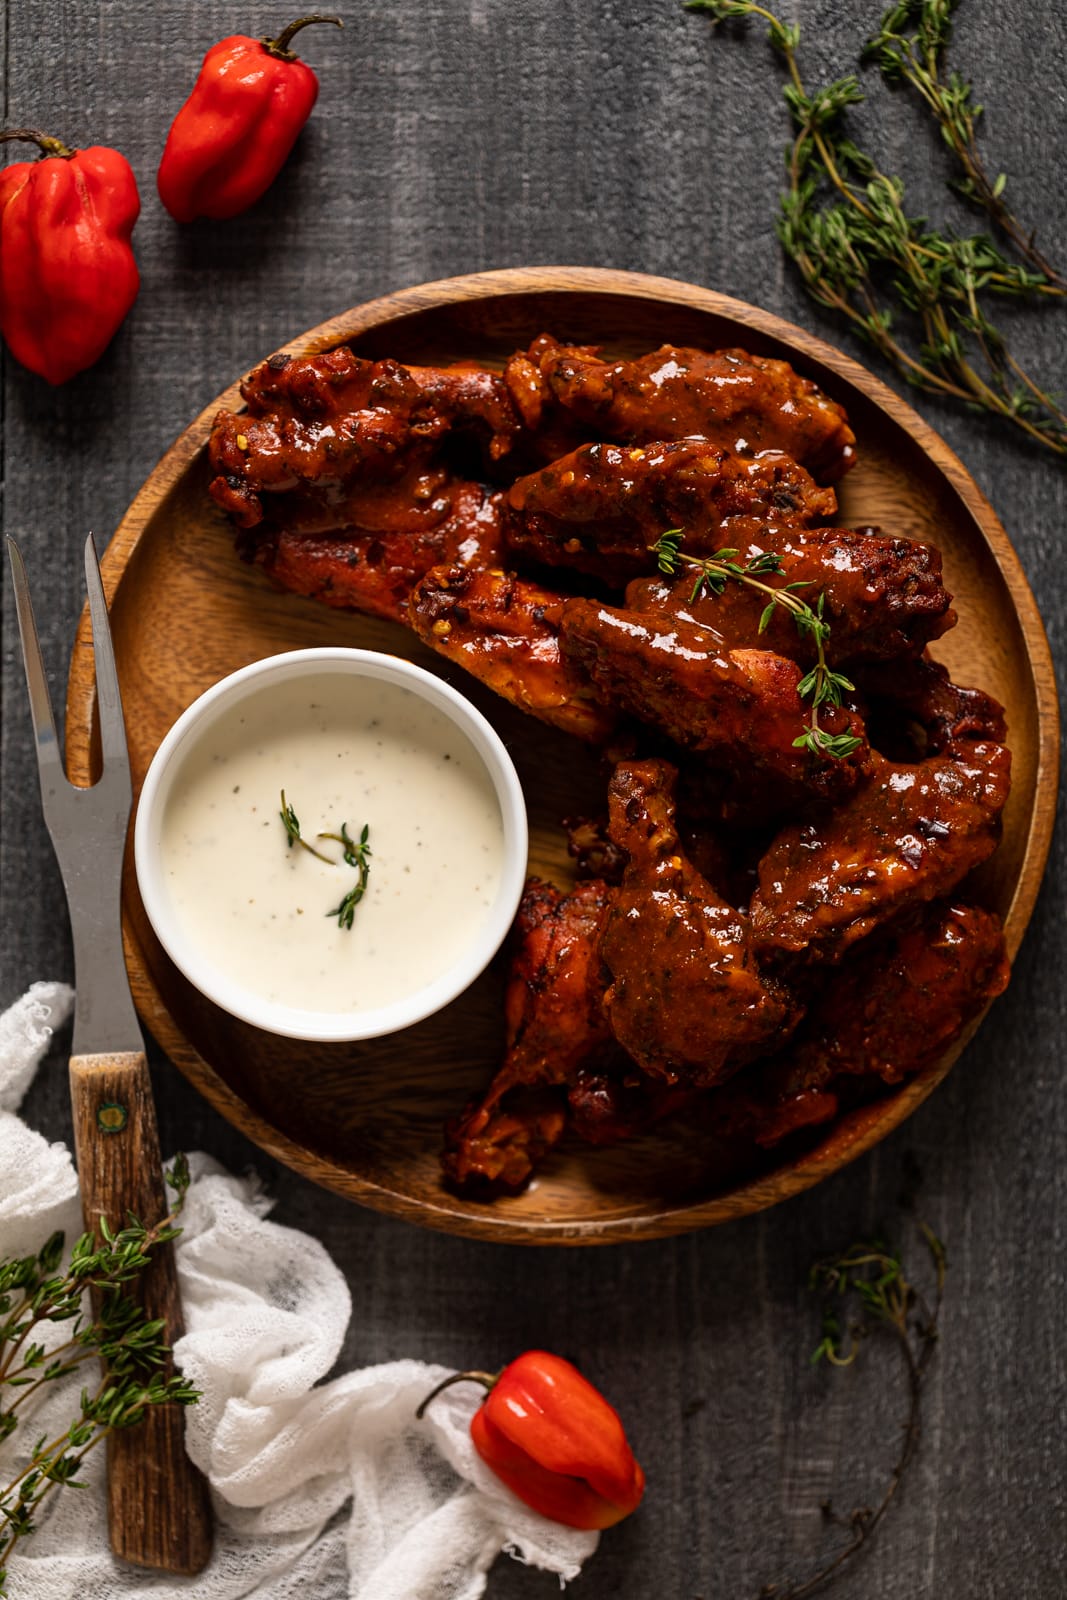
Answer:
262, 14, 343, 60
0, 128, 75, 159
414, 1369, 499, 1421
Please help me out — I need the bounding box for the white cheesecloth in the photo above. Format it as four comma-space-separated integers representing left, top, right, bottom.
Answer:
0, 982, 597, 1599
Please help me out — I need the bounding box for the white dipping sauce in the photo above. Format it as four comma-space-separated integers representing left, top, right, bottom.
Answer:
159, 673, 506, 1014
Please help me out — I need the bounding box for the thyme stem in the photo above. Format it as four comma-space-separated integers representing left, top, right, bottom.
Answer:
754, 1226, 946, 1600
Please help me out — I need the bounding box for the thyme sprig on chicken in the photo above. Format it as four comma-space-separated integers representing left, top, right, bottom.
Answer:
751, 1224, 946, 1600
0, 1158, 198, 1592
651, 530, 862, 759
685, 0, 1067, 455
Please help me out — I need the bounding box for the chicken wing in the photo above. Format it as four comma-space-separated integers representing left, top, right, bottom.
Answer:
504, 335, 857, 481
711, 900, 1009, 1146
409, 563, 619, 742
240, 345, 520, 449
441, 878, 615, 1190
628, 523, 955, 663
249, 477, 503, 625
750, 743, 1011, 965
599, 760, 795, 1085
209, 346, 521, 530
503, 440, 837, 586
559, 598, 871, 804
854, 653, 1007, 755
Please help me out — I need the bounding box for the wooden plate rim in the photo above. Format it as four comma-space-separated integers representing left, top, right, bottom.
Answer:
64, 266, 1060, 1244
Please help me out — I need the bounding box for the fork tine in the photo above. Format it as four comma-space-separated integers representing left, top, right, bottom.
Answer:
6, 535, 65, 784
83, 532, 130, 772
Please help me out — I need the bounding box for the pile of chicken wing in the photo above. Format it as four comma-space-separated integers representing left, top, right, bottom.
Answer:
208, 333, 1011, 1194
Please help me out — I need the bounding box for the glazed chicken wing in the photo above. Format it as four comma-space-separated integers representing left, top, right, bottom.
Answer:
560, 598, 871, 805
240, 345, 520, 449
712, 900, 1009, 1146
442, 878, 615, 1190
854, 653, 1007, 754
504, 335, 856, 481
503, 440, 837, 586
252, 478, 503, 625
409, 563, 619, 742
750, 743, 1011, 965
599, 760, 795, 1085
209, 346, 521, 530
628, 523, 955, 663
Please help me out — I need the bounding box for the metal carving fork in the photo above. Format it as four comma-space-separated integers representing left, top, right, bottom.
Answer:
7, 533, 212, 1575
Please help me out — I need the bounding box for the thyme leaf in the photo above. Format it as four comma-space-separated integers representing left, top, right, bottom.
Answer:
317, 820, 370, 870
651, 530, 863, 759
685, 0, 1067, 456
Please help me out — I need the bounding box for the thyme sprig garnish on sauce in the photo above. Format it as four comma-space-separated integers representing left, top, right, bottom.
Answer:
0, 1158, 198, 1590
324, 824, 372, 929
751, 1225, 946, 1600
651, 529, 862, 760
685, 0, 1067, 456
279, 793, 373, 930
278, 789, 334, 864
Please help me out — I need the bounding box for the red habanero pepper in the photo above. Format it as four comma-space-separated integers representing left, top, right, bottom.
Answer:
417, 1350, 645, 1530
0, 129, 139, 385
157, 15, 343, 223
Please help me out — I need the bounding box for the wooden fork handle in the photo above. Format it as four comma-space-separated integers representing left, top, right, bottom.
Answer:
70, 1050, 213, 1575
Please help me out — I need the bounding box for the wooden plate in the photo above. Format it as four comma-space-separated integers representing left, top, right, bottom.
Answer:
65, 267, 1059, 1244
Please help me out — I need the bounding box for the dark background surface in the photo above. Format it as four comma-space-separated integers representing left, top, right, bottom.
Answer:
2, 2, 1064, 1595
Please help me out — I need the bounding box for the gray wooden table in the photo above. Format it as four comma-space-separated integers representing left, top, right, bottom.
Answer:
2, 3, 1064, 1595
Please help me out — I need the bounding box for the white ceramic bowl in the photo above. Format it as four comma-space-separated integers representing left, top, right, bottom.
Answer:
134, 648, 529, 1042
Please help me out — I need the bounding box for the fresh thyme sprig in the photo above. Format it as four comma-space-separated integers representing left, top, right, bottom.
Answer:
753, 1224, 946, 1600
862, 2, 1066, 290
280, 795, 374, 927
279, 789, 334, 864
651, 529, 862, 759
326, 824, 372, 930
685, 0, 1067, 455
0, 1157, 198, 1591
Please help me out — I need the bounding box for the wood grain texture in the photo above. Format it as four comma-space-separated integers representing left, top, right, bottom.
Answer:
62, 269, 1058, 1243
3, 3, 1066, 1596
69, 1050, 213, 1574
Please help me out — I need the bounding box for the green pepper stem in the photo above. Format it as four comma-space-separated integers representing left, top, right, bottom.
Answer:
0, 128, 75, 159
262, 14, 344, 60
415, 1369, 499, 1421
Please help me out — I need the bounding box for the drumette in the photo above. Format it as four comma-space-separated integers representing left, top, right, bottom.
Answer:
599, 760, 797, 1085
